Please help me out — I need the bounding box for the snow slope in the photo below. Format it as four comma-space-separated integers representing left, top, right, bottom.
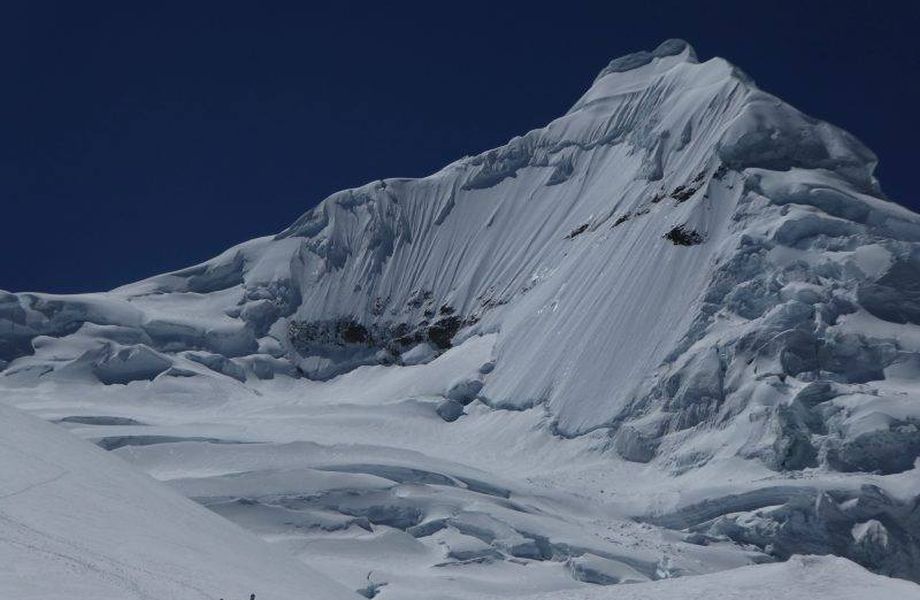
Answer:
2, 39, 920, 597
0, 401, 357, 600
479, 555, 920, 600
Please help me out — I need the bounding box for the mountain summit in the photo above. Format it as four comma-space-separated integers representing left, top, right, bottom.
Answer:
2, 42, 920, 597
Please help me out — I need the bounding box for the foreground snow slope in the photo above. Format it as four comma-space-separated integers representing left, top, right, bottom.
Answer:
481, 555, 920, 600
2, 40, 920, 597
0, 401, 357, 600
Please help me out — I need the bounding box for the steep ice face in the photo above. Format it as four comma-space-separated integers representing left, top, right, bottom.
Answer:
2, 40, 920, 592
49, 37, 899, 434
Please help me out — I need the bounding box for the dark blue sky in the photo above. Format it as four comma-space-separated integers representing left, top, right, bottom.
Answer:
4, 1, 918, 293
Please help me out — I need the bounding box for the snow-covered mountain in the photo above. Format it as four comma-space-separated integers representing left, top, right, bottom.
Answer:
2, 40, 920, 598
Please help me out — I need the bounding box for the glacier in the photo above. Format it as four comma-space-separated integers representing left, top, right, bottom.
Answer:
0, 401, 356, 600
2, 39, 920, 598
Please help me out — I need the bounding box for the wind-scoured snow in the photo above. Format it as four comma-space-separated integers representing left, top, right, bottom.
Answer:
2, 39, 920, 598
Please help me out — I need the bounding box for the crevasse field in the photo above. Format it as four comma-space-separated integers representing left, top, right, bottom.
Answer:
2, 40, 920, 599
